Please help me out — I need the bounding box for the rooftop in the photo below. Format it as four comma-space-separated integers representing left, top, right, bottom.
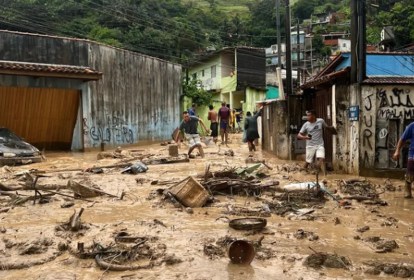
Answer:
0, 60, 102, 80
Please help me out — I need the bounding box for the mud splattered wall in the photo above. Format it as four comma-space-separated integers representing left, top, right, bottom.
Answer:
332, 83, 352, 173
0, 31, 182, 149
360, 85, 414, 170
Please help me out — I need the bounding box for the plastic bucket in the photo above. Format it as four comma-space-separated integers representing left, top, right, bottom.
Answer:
228, 240, 255, 265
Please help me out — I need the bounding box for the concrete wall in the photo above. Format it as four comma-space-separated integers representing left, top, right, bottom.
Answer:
333, 83, 413, 176
243, 87, 265, 114
332, 83, 354, 173
0, 31, 182, 150
360, 85, 414, 175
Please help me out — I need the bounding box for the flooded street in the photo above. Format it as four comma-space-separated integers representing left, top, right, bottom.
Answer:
1, 135, 413, 280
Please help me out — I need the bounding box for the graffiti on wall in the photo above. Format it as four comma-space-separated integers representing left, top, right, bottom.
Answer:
377, 87, 414, 119
85, 114, 134, 144
361, 92, 375, 168
360, 86, 414, 169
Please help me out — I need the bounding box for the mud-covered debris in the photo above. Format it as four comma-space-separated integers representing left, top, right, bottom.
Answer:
224, 205, 271, 217
277, 163, 304, 173
68, 180, 103, 198
57, 242, 68, 252
224, 149, 234, 157
203, 166, 239, 180
58, 173, 72, 179
357, 226, 370, 233
364, 236, 399, 253
339, 179, 381, 200
0, 207, 10, 213
61, 201, 75, 208
142, 155, 189, 165
364, 261, 414, 278
229, 217, 267, 231
121, 162, 148, 174
203, 243, 225, 259
381, 216, 398, 227
163, 254, 182, 265
255, 247, 278, 260
334, 217, 341, 225
303, 252, 351, 269
56, 208, 86, 232
293, 229, 319, 241
384, 179, 397, 192
245, 157, 263, 164
97, 150, 130, 160
18, 238, 54, 255
85, 168, 104, 174
114, 232, 147, 244
169, 176, 209, 208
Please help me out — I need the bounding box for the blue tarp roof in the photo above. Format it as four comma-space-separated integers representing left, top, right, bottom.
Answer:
335, 53, 414, 76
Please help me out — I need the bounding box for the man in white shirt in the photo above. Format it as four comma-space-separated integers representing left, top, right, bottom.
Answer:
297, 110, 337, 175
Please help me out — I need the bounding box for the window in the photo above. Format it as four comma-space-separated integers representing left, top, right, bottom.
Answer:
192, 73, 197, 80
201, 69, 205, 77
211, 65, 216, 78
342, 43, 347, 47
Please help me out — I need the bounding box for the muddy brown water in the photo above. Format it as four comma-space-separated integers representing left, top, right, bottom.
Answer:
1, 135, 413, 279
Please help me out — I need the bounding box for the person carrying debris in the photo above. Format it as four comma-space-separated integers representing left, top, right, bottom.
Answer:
297, 110, 337, 175
244, 107, 263, 152
176, 111, 209, 158
208, 105, 218, 143
218, 102, 230, 145
392, 121, 414, 198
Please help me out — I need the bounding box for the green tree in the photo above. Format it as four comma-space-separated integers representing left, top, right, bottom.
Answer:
182, 78, 212, 106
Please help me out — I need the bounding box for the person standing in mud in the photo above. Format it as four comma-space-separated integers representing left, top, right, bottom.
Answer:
392, 121, 414, 198
207, 105, 218, 143
176, 111, 209, 158
297, 110, 337, 175
244, 108, 263, 152
188, 103, 196, 116
218, 102, 230, 145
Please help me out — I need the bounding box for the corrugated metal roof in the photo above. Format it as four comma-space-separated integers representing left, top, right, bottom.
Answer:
362, 77, 414, 84
0, 60, 102, 80
301, 67, 350, 88
335, 52, 414, 76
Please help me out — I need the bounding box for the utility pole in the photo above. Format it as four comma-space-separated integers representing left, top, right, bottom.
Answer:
285, 0, 292, 160
276, 0, 282, 68
351, 0, 366, 84
358, 0, 366, 83
351, 0, 358, 84
285, 0, 292, 96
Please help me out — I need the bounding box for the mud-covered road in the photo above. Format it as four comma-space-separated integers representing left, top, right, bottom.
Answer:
1, 135, 413, 280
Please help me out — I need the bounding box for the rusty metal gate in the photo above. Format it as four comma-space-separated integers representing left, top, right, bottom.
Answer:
0, 86, 80, 150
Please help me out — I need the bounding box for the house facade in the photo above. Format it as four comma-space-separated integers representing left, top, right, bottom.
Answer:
300, 52, 414, 176
187, 47, 266, 125
0, 30, 182, 151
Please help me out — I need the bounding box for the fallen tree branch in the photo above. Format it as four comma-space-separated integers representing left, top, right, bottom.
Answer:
95, 254, 154, 271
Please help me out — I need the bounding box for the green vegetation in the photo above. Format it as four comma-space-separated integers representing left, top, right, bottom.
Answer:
182, 78, 212, 106
0, 0, 411, 65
